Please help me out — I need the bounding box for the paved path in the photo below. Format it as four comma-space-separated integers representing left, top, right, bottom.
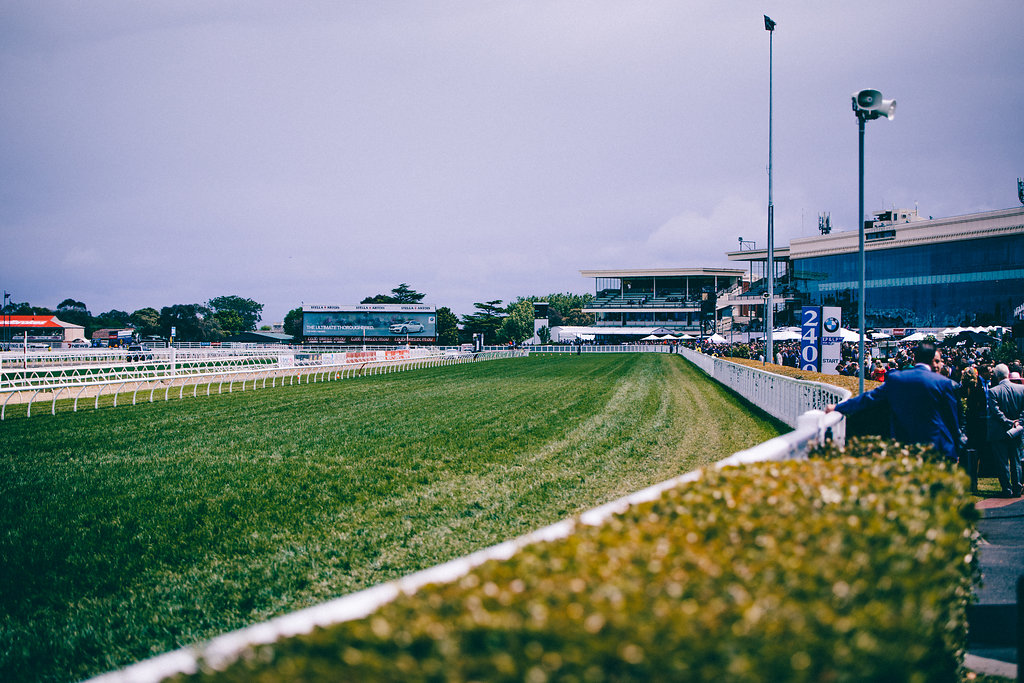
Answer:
966, 495, 1024, 679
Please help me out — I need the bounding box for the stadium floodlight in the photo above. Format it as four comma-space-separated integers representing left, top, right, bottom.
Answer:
852, 88, 895, 394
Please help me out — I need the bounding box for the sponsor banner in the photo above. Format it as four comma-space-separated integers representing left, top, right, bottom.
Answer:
277, 355, 295, 368
305, 303, 434, 313
385, 349, 410, 360
303, 309, 436, 339
820, 306, 842, 375
305, 336, 437, 344
800, 306, 822, 371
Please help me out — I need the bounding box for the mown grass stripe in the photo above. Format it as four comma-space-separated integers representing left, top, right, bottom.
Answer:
0, 354, 782, 683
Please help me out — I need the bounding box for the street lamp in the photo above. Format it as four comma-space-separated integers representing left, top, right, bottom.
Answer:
851, 88, 895, 394
764, 14, 776, 366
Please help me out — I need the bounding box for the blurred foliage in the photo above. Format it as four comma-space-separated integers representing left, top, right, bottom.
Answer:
181, 441, 978, 683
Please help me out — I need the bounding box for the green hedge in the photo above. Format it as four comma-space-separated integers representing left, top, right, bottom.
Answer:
174, 440, 979, 682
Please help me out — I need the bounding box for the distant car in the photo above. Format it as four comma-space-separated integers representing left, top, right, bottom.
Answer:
389, 320, 424, 334
125, 344, 153, 362
69, 339, 90, 348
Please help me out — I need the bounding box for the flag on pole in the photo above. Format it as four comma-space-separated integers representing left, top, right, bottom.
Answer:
764, 15, 776, 31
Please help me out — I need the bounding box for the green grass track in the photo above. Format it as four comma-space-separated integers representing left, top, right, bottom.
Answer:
0, 353, 784, 683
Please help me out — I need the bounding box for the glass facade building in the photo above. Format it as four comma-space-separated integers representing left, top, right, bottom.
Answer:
728, 206, 1024, 331
793, 233, 1024, 328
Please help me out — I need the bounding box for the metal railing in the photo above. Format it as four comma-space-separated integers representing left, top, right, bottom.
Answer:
0, 349, 527, 420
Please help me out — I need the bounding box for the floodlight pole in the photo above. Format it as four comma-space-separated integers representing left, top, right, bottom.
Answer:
765, 15, 776, 367
857, 114, 867, 395
851, 88, 894, 394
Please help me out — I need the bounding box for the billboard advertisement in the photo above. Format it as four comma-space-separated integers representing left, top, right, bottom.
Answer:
302, 304, 437, 343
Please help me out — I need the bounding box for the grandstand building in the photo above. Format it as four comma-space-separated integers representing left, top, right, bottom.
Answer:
726, 205, 1024, 330
575, 268, 749, 342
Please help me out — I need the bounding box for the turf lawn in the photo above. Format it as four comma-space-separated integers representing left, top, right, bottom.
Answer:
0, 353, 784, 682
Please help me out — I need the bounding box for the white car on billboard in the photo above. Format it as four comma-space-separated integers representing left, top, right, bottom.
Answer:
389, 320, 424, 334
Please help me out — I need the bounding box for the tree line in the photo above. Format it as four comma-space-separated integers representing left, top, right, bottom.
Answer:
2, 295, 264, 342
3, 284, 594, 344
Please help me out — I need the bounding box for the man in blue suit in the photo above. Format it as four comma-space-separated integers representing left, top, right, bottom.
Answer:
826, 342, 960, 460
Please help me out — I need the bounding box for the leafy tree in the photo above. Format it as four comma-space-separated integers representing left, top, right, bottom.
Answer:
56, 299, 92, 330
57, 298, 88, 311
207, 295, 263, 332
284, 307, 304, 341
94, 310, 131, 330
390, 283, 426, 303
129, 308, 161, 337
436, 306, 459, 346
460, 300, 505, 344
993, 339, 1020, 365
561, 306, 595, 327
6, 300, 52, 315
498, 300, 535, 344
87, 310, 131, 340
361, 283, 426, 304
160, 304, 222, 342
213, 309, 246, 334
511, 293, 595, 327
538, 326, 551, 344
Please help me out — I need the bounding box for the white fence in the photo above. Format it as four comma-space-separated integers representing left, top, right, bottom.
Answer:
89, 347, 851, 683
527, 344, 675, 353
0, 348, 527, 419
677, 347, 851, 429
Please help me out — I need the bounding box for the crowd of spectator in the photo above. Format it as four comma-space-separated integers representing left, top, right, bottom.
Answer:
692, 334, 1024, 495
692, 336, 1022, 385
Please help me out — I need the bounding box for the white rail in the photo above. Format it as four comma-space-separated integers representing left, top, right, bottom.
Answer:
0, 349, 527, 420
527, 344, 675, 353
676, 347, 851, 428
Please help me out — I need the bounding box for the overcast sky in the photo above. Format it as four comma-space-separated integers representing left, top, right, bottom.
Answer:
2, 2, 1022, 324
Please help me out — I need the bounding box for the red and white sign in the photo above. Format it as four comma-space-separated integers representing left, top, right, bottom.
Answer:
3, 316, 66, 328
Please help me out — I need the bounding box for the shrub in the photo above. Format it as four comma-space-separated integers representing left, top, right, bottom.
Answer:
176, 440, 978, 683
725, 343, 752, 359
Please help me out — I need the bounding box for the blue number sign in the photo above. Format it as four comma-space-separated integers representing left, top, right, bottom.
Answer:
800, 306, 822, 371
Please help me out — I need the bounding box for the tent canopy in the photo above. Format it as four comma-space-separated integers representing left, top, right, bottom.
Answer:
942, 330, 999, 347
836, 328, 861, 342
